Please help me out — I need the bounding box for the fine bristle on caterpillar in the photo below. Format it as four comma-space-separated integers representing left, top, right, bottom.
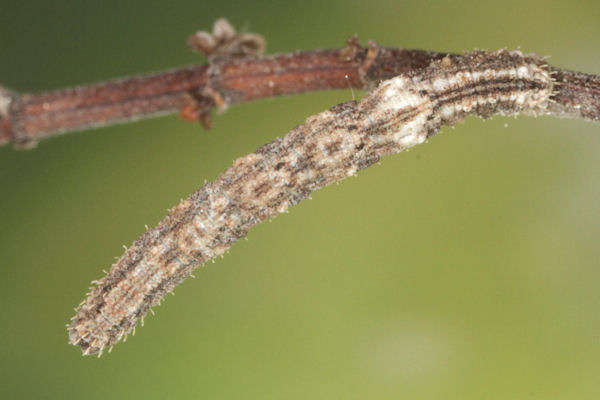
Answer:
68, 49, 554, 356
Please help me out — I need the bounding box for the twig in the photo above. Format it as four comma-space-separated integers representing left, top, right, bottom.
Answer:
2, 27, 598, 150
0, 45, 447, 148
546, 68, 600, 120
2, 43, 598, 150
1, 19, 594, 150
67, 47, 597, 356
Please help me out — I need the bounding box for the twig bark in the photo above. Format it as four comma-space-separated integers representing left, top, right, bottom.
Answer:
2, 38, 597, 149
0, 43, 448, 148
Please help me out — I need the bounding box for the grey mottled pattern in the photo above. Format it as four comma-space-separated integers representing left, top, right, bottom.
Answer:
69, 50, 554, 356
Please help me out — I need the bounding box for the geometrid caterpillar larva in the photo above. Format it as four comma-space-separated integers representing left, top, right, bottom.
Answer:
68, 49, 555, 356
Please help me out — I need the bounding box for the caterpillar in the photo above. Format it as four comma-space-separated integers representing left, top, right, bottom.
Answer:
68, 49, 554, 356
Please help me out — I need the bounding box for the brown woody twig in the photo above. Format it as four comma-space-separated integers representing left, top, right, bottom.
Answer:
3, 19, 596, 150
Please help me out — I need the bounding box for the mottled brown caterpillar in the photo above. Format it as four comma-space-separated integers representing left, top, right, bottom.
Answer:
68, 49, 554, 356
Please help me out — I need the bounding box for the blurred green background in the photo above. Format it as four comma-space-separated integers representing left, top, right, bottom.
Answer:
1, 1, 599, 398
